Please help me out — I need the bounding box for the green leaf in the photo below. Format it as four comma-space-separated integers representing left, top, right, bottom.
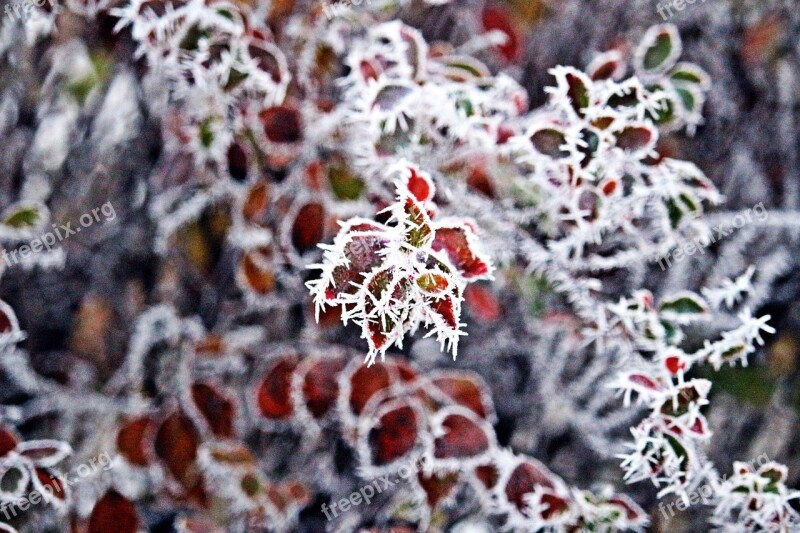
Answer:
328, 165, 365, 201
199, 119, 215, 148
455, 96, 474, 117
666, 198, 683, 229
639, 25, 680, 73
0, 464, 28, 497
4, 205, 41, 228
649, 95, 677, 125
675, 86, 697, 112
670, 63, 710, 89
402, 198, 433, 249
665, 434, 690, 472
68, 76, 97, 105
180, 25, 211, 51
659, 294, 708, 315
565, 72, 590, 116
644, 33, 672, 70
679, 192, 699, 214
225, 68, 249, 91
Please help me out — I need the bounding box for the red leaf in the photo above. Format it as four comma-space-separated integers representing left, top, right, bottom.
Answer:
417, 471, 460, 508
406, 167, 434, 203
33, 467, 68, 503
504, 460, 557, 513
326, 230, 388, 300
191, 383, 236, 438
154, 411, 202, 485
464, 285, 500, 323
600, 178, 618, 196
0, 425, 19, 457
433, 412, 491, 460
348, 363, 392, 416
367, 321, 390, 352
474, 463, 500, 490
540, 491, 570, 520
301, 357, 347, 419
291, 203, 325, 253
359, 59, 381, 82
391, 360, 419, 382
206, 441, 257, 467
117, 417, 154, 467
467, 166, 495, 197
481, 5, 520, 61
629, 373, 660, 390
432, 225, 490, 279
242, 182, 269, 223
259, 106, 302, 143
0, 301, 16, 335
615, 126, 654, 151
431, 373, 493, 420
690, 417, 707, 435
665, 356, 686, 375
248, 43, 283, 82
367, 404, 419, 467
588, 51, 625, 81
257, 356, 298, 420
89, 490, 138, 533
591, 61, 620, 80
429, 296, 458, 330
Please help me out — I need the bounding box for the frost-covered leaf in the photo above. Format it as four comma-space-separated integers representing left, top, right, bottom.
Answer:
0, 463, 29, 500
659, 292, 709, 318
529, 128, 569, 159
260, 106, 302, 143
431, 224, 491, 280
154, 411, 202, 486
191, 382, 236, 438
256, 356, 299, 421
295, 356, 347, 420
636, 24, 681, 74
88, 490, 138, 533
362, 400, 421, 469
430, 408, 493, 461
587, 50, 626, 81
117, 417, 154, 467
16, 440, 71, 468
